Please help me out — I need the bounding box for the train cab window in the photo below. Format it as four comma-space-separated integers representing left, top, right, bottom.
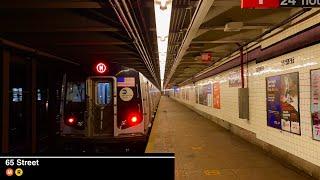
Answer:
12, 88, 23, 102
96, 82, 112, 106
66, 82, 85, 103
37, 89, 41, 101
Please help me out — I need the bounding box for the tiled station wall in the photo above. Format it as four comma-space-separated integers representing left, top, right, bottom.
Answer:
169, 11, 320, 168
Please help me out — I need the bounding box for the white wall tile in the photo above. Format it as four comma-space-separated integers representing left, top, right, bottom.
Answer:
171, 16, 320, 166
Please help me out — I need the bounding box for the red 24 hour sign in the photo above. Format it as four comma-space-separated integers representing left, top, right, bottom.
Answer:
241, 0, 280, 8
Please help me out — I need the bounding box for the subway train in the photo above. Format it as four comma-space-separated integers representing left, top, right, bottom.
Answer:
57, 63, 161, 152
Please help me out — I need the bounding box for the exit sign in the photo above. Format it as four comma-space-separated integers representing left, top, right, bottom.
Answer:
241, 0, 280, 8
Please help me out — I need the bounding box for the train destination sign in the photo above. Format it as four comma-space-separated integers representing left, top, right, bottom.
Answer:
96, 62, 107, 74
241, 0, 320, 8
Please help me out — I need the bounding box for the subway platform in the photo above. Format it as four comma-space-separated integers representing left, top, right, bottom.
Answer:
146, 96, 312, 180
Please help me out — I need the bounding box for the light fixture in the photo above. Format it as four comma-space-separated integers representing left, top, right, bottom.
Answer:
154, 0, 172, 90
160, 0, 168, 10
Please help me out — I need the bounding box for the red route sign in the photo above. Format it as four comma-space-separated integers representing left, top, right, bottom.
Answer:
96, 63, 107, 74
241, 0, 280, 8
6, 168, 14, 176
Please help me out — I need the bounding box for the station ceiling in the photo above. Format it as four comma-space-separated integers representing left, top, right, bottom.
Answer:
0, 0, 300, 89
0, 0, 161, 87
164, 0, 298, 88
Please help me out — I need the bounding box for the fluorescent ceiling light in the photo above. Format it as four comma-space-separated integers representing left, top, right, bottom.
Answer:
154, 0, 172, 89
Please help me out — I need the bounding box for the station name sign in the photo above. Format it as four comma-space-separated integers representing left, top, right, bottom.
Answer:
241, 0, 320, 8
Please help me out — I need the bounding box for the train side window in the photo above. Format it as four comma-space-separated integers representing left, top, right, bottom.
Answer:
12, 88, 23, 102
96, 82, 112, 106
66, 82, 85, 103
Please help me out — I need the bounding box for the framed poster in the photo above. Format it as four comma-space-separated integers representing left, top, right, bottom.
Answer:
311, 69, 320, 141
267, 75, 282, 129
280, 73, 300, 134
199, 84, 212, 106
213, 82, 221, 109
266, 72, 300, 134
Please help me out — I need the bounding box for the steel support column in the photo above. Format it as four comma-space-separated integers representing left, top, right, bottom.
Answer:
48, 69, 57, 152
2, 48, 10, 153
31, 59, 37, 153
240, 47, 244, 88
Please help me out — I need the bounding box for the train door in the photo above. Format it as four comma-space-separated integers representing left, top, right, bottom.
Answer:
87, 77, 117, 136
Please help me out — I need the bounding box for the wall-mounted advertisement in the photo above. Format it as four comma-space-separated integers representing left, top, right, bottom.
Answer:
267, 76, 282, 129
213, 82, 221, 109
266, 72, 300, 135
229, 70, 242, 87
311, 69, 320, 141
199, 84, 212, 106
280, 73, 300, 134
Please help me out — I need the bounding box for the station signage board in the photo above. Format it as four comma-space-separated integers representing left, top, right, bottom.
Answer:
241, 0, 320, 8
241, 0, 279, 8
201, 52, 212, 62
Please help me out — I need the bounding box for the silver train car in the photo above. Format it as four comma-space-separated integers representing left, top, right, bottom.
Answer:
58, 66, 161, 152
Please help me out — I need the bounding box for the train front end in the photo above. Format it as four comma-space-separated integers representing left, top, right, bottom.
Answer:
58, 65, 149, 153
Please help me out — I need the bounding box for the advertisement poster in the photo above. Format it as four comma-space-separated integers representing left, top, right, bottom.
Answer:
266, 72, 300, 134
213, 82, 221, 109
280, 73, 300, 134
199, 84, 212, 106
267, 75, 282, 129
229, 70, 242, 87
311, 69, 320, 141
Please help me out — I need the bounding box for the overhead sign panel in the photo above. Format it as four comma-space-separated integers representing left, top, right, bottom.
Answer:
241, 0, 279, 8
241, 0, 320, 8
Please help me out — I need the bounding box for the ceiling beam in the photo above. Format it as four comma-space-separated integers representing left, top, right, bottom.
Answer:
144, 1, 199, 8
56, 41, 132, 46
179, 62, 210, 65
199, 25, 270, 31
213, 0, 240, 6
0, 27, 120, 33
0, 2, 104, 8
110, 58, 142, 62
185, 50, 201, 53
203, 7, 234, 25
191, 40, 245, 44
165, 0, 215, 88
173, 75, 194, 78
193, 6, 234, 39
89, 51, 137, 55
